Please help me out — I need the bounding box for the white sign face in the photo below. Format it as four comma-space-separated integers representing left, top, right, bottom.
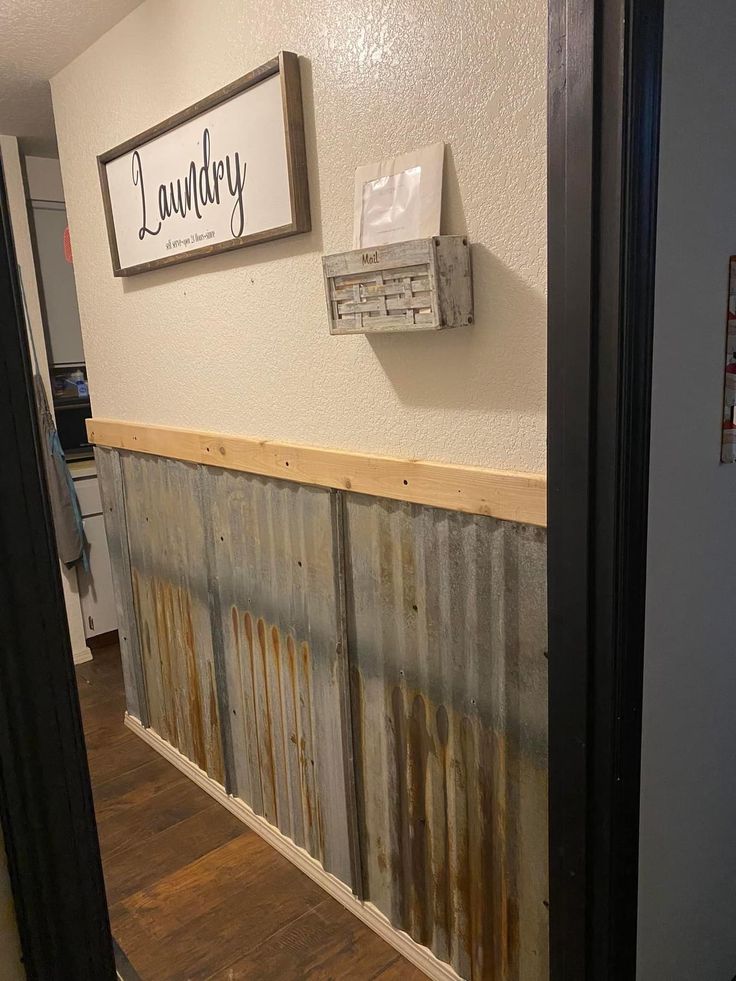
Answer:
99, 54, 310, 276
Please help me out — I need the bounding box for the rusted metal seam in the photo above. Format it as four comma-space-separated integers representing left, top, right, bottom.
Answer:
331, 488, 365, 900
109, 453, 547, 978
198, 463, 236, 795
114, 448, 151, 727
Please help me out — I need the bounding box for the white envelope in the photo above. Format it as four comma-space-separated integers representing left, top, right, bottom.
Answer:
353, 143, 444, 249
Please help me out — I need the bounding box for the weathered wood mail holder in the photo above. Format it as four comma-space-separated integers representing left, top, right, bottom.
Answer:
322, 236, 473, 335
90, 418, 547, 981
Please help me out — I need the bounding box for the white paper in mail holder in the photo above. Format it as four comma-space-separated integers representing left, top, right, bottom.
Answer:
353, 143, 444, 249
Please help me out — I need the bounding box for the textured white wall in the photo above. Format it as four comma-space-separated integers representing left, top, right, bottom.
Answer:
638, 1, 736, 978
24, 155, 64, 202
51, 0, 546, 472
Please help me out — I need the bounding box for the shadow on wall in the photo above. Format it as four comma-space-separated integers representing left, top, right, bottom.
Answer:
120, 57, 324, 294
368, 246, 545, 414
441, 145, 467, 239
366, 143, 546, 414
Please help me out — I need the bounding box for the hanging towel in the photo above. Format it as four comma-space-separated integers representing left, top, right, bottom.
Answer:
17, 263, 87, 567
33, 373, 87, 567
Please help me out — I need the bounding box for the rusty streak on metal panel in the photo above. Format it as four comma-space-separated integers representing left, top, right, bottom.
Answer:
332, 489, 363, 898
344, 493, 548, 981
206, 467, 357, 890
95, 447, 148, 725
120, 453, 224, 784
99, 446, 548, 977
198, 476, 236, 795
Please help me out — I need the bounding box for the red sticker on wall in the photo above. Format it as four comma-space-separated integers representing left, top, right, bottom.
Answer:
63, 226, 73, 264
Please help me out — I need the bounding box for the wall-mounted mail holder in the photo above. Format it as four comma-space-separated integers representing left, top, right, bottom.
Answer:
322, 236, 473, 335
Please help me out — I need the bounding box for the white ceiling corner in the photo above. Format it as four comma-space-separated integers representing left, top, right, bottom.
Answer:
0, 0, 144, 156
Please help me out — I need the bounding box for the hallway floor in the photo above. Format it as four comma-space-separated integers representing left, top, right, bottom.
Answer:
77, 643, 422, 980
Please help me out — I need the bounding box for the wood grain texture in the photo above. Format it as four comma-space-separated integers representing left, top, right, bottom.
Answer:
205, 899, 426, 980
111, 834, 324, 980
87, 418, 547, 527
125, 717, 466, 981
76, 643, 417, 980
279, 50, 311, 235
323, 236, 472, 334
102, 802, 242, 907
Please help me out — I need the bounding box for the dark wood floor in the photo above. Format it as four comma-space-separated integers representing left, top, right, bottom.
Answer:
77, 643, 423, 981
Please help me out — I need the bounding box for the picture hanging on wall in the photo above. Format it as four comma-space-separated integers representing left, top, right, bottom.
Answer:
722, 256, 736, 462
97, 51, 310, 277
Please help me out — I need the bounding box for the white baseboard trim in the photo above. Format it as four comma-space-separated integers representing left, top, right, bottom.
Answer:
124, 715, 462, 981
73, 646, 93, 665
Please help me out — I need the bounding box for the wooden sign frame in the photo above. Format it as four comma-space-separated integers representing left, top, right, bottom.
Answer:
97, 51, 310, 277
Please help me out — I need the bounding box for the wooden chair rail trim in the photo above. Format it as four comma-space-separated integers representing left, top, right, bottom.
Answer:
86, 417, 547, 527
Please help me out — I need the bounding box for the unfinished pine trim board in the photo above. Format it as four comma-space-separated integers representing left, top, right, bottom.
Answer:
87, 418, 547, 527
125, 715, 463, 981
94, 438, 549, 980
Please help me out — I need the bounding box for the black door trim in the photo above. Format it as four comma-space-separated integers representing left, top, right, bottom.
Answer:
0, 158, 116, 979
548, 0, 664, 977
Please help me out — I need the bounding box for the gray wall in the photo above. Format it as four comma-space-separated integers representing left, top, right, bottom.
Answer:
32, 203, 84, 365
638, 2, 736, 978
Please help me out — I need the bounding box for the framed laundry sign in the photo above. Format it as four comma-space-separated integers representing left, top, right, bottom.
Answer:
98, 51, 310, 277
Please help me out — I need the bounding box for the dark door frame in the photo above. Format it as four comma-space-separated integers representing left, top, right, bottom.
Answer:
0, 158, 116, 979
548, 0, 663, 977
0, 0, 663, 976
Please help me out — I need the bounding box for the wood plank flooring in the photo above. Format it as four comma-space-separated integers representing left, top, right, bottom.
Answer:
77, 643, 424, 981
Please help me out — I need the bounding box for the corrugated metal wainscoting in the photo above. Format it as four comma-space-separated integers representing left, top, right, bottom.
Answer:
344, 494, 547, 980
96, 446, 548, 980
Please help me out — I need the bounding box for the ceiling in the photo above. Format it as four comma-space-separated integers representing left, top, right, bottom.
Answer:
0, 0, 143, 156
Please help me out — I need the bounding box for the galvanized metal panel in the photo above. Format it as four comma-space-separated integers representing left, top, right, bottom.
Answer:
95, 447, 147, 724
100, 444, 547, 975
120, 452, 224, 783
344, 493, 548, 981
207, 468, 357, 889
198, 487, 236, 797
